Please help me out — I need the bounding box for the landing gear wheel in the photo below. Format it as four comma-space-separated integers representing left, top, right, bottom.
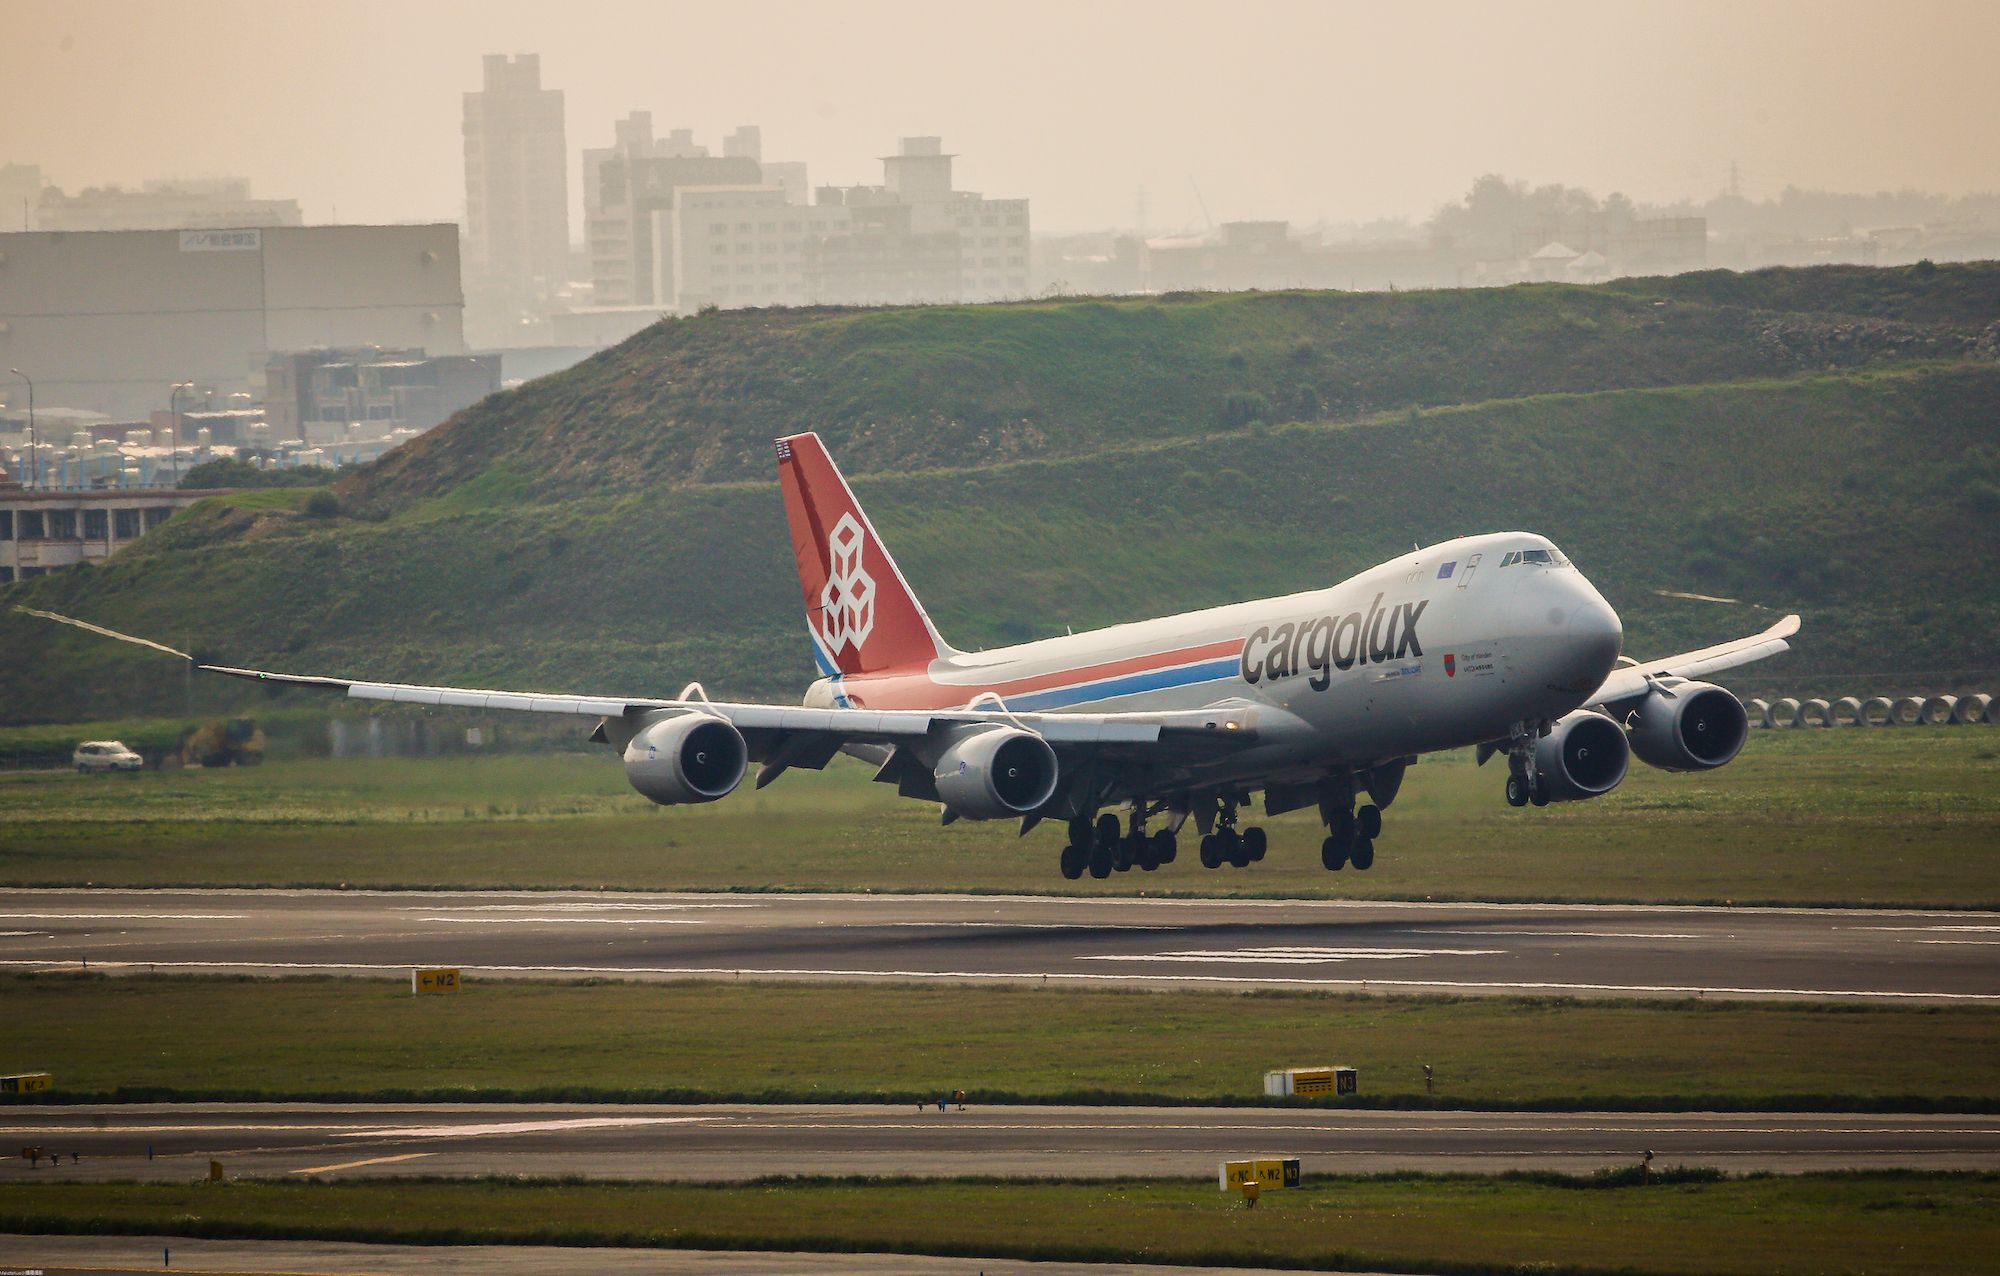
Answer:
1224, 827, 1250, 869
1242, 826, 1267, 862
1350, 836, 1375, 871
1087, 841, 1113, 879
1199, 834, 1222, 869
1322, 807, 1353, 870
1059, 843, 1086, 880
1357, 805, 1382, 840
1530, 776, 1551, 808
1321, 834, 1348, 871
1133, 834, 1160, 872
1151, 829, 1177, 867
1095, 813, 1121, 848
1505, 775, 1529, 808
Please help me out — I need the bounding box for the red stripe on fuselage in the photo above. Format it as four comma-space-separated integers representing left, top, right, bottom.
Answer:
836, 638, 1246, 711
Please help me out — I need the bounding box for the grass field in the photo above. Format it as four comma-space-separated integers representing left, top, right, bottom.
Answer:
2, 729, 1994, 906
4, 973, 1994, 1108
3, 1172, 1995, 1275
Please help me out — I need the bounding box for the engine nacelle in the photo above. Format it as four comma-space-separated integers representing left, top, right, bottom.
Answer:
1626, 680, 1749, 772
932, 727, 1059, 820
1532, 709, 1631, 802
622, 712, 747, 805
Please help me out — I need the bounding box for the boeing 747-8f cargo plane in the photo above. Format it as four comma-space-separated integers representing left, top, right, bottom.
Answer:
24, 432, 1798, 881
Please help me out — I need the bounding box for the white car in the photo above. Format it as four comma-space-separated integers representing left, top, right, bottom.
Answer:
73, 740, 143, 773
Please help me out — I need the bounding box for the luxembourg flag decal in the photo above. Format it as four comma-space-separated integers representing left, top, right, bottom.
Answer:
1444, 653, 1456, 677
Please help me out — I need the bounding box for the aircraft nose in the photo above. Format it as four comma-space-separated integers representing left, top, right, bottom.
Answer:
1567, 583, 1624, 683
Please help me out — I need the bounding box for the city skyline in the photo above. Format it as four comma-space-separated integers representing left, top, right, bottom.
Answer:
4, 0, 1997, 238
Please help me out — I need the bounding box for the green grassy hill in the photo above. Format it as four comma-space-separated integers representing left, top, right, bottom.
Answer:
3, 265, 1998, 724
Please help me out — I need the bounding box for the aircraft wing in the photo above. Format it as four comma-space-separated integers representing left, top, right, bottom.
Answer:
1588, 613, 1801, 710
17, 607, 1268, 762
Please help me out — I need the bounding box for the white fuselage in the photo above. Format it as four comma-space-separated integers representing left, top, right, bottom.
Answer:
810, 532, 1624, 792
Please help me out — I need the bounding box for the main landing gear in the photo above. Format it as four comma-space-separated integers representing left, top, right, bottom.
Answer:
1197, 794, 1266, 870
1319, 799, 1380, 872
1060, 810, 1177, 880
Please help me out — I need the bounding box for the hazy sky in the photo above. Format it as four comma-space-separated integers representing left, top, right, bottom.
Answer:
5, 0, 1996, 235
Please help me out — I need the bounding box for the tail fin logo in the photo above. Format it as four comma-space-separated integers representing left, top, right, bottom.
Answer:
818, 514, 876, 654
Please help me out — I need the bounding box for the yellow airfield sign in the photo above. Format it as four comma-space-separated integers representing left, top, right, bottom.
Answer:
1220, 1157, 1302, 1191
412, 967, 462, 995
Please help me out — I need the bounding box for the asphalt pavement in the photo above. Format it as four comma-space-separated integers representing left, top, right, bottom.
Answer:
3, 1102, 1995, 1180
1, 887, 1995, 1002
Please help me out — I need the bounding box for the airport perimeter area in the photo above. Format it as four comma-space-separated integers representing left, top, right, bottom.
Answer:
2, 727, 1997, 1274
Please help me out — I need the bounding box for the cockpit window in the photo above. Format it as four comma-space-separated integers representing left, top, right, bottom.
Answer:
1501, 547, 1569, 568
1521, 548, 1553, 565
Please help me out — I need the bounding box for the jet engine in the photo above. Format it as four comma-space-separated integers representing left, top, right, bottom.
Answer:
1626, 680, 1749, 772
1532, 709, 1630, 802
622, 712, 748, 805
932, 727, 1059, 820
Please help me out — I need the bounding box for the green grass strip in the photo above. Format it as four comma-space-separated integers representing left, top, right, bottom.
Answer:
2, 1172, 1996, 1276
5, 973, 1998, 1110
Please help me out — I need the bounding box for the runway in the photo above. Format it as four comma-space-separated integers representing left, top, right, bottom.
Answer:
4, 1103, 1997, 1180
1, 887, 1996, 1002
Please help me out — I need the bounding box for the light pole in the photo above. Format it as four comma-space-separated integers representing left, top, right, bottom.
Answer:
8, 368, 31, 490
168, 381, 193, 487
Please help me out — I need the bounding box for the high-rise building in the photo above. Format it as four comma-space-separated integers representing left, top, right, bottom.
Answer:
462, 54, 569, 309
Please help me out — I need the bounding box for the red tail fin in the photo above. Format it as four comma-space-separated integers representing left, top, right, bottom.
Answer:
777, 433, 951, 677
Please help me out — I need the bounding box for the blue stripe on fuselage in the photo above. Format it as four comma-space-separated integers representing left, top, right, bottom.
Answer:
998, 657, 1241, 712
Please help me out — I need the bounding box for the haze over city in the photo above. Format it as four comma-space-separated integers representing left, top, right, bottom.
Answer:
6, 0, 1997, 234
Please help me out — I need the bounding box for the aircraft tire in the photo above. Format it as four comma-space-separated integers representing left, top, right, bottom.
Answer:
1350, 836, 1375, 870
1095, 813, 1122, 849
1088, 842, 1113, 879
1133, 834, 1159, 871
1357, 805, 1382, 840
1242, 826, 1267, 861
1199, 835, 1222, 869
1152, 829, 1177, 865
1505, 775, 1529, 807
1530, 776, 1551, 808
1060, 843, 1086, 880
1224, 828, 1251, 869
1321, 834, 1347, 871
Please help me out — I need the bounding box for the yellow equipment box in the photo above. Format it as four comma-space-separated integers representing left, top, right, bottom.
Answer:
1263, 1066, 1357, 1097
0, 1073, 52, 1094
1220, 1157, 1302, 1191
411, 968, 461, 995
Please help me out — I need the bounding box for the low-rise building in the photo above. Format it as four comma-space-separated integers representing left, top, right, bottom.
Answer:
0, 476, 224, 583
264, 348, 499, 445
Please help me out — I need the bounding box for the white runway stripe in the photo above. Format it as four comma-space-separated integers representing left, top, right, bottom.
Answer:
337, 1117, 712, 1139
416, 917, 704, 925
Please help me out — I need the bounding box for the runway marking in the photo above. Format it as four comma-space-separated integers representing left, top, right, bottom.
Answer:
1915, 939, 2000, 946
1079, 946, 1507, 964
875, 921, 1179, 930
336, 1116, 713, 1139
416, 916, 705, 925
1858, 925, 2000, 932
0, 958, 1987, 1001
1418, 930, 1705, 940
400, 902, 760, 912
290, 1151, 435, 1174
0, 912, 244, 920
0, 930, 48, 937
